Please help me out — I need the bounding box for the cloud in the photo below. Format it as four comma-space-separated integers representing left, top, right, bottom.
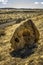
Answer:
41, 2, 43, 4
34, 2, 39, 4
0, 0, 8, 4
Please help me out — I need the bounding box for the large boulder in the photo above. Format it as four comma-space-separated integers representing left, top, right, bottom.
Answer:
10, 19, 39, 50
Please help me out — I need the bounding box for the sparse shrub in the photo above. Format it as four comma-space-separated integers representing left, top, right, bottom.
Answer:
0, 29, 5, 37
16, 18, 24, 23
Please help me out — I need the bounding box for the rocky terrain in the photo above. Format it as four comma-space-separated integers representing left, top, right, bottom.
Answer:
0, 9, 43, 65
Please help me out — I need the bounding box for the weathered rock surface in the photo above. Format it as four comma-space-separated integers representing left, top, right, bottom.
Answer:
10, 19, 39, 50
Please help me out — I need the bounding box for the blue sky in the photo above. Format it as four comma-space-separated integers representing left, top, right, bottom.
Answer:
0, 0, 43, 8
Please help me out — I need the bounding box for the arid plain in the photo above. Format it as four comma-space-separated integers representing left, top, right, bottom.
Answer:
0, 9, 43, 65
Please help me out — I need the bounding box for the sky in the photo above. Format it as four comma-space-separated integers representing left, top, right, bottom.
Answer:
0, 0, 43, 8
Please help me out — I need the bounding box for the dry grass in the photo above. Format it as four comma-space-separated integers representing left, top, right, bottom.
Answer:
0, 9, 43, 65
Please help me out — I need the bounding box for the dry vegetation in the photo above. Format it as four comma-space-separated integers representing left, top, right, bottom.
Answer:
0, 9, 43, 65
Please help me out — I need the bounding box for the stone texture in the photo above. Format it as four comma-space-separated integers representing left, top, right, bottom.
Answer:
10, 19, 39, 50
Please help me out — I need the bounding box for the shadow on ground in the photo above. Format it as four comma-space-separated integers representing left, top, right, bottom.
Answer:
10, 44, 37, 59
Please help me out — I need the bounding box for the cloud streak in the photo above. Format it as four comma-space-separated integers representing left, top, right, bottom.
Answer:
34, 2, 39, 4
0, 0, 8, 4
0, 0, 43, 8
